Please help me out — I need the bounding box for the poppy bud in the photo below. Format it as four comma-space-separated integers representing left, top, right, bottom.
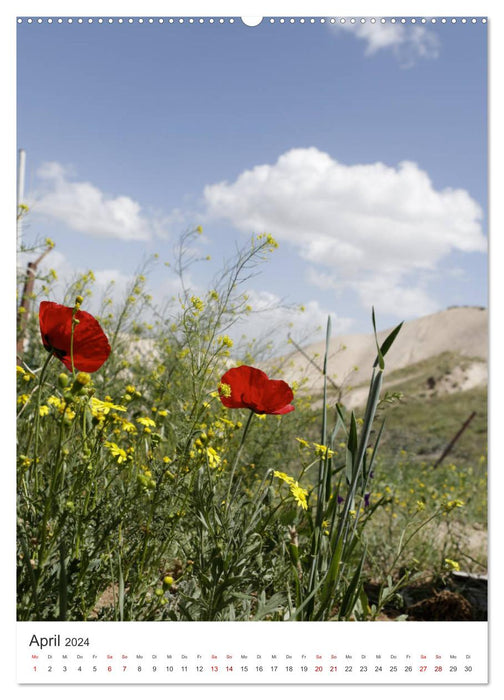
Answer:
71, 372, 91, 394
57, 373, 69, 389
75, 372, 91, 386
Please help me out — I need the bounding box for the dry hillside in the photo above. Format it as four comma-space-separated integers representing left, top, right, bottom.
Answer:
277, 306, 488, 408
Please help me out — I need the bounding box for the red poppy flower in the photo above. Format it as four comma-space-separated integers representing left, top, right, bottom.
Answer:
218, 365, 295, 415
39, 301, 111, 372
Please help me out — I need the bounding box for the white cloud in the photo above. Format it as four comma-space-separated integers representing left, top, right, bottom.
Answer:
306, 266, 436, 318
32, 162, 160, 241
334, 21, 441, 68
351, 274, 438, 318
229, 289, 353, 353
203, 147, 486, 318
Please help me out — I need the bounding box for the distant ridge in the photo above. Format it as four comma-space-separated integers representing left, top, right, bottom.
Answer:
278, 306, 488, 406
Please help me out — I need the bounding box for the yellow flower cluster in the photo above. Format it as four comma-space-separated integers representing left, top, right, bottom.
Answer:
218, 382, 232, 398
205, 447, 221, 468
444, 558, 461, 571
104, 441, 128, 464
137, 416, 157, 433
42, 395, 76, 422
190, 295, 204, 314
256, 232, 279, 250
312, 443, 336, 459
16, 365, 35, 382
274, 471, 308, 510
443, 499, 465, 513
90, 397, 127, 419
217, 335, 233, 348
296, 438, 337, 460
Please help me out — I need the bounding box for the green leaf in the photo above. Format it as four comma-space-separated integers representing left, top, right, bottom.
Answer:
373, 320, 404, 369
345, 412, 358, 483
371, 307, 385, 370
339, 547, 367, 619
253, 592, 285, 620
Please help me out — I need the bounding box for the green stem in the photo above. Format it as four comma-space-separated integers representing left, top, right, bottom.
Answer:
36, 408, 68, 574
387, 510, 443, 577
225, 410, 254, 508
70, 306, 81, 377
29, 352, 54, 487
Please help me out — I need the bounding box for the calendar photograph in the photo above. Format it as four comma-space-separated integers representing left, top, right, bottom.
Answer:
15, 8, 489, 685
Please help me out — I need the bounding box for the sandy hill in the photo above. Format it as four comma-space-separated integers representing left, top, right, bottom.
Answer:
277, 306, 488, 408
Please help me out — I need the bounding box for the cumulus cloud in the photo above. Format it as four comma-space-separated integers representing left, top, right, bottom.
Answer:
334, 21, 441, 68
32, 162, 159, 241
203, 147, 486, 317
229, 289, 353, 353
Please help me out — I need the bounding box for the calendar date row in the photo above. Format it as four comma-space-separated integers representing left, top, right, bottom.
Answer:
32, 663, 474, 674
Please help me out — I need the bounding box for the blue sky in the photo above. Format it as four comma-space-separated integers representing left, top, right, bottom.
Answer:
16, 14, 488, 347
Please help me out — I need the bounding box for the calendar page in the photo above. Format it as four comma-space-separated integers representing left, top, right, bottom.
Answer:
12, 0, 492, 692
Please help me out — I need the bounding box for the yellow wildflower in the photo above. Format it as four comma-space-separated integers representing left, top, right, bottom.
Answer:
64, 406, 76, 422
274, 471, 308, 509
90, 397, 127, 416
274, 470, 295, 485
290, 482, 308, 510
313, 443, 335, 459
190, 295, 204, 312
444, 558, 461, 571
104, 441, 128, 464
218, 335, 233, 348
137, 416, 156, 428
218, 382, 232, 398
47, 396, 62, 410
206, 447, 221, 468
443, 499, 465, 513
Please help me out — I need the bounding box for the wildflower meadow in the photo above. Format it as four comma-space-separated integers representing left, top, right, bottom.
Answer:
16, 227, 487, 622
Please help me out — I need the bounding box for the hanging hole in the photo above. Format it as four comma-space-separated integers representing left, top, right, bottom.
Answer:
241, 17, 263, 27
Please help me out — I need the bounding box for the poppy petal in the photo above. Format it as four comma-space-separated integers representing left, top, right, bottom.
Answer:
259, 378, 294, 414
218, 365, 294, 415
39, 301, 111, 372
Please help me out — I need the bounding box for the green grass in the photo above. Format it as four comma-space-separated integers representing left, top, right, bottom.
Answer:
378, 385, 486, 470
292, 350, 487, 584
